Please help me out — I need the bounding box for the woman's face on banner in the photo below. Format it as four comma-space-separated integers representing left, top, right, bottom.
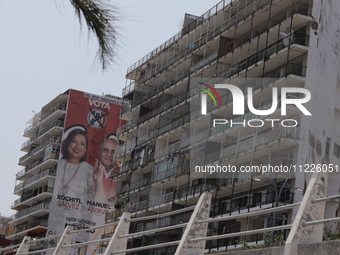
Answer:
68, 134, 87, 162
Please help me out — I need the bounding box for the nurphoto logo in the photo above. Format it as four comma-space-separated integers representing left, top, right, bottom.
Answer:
199, 83, 312, 128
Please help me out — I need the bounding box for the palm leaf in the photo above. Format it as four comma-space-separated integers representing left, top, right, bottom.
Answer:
70, 0, 119, 70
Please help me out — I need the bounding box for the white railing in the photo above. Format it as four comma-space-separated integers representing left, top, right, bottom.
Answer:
8, 176, 340, 255
13, 201, 50, 220
220, 127, 300, 159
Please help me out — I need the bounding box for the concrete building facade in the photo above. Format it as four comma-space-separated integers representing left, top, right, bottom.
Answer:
111, 0, 340, 253
8, 92, 68, 245
7, 89, 126, 252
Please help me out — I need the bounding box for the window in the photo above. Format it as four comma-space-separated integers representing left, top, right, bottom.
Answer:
326, 137, 331, 156
334, 143, 340, 158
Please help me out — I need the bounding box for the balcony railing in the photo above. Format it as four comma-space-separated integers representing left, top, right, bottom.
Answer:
174, 183, 216, 201
129, 176, 152, 191
211, 97, 300, 137
114, 139, 136, 157
22, 151, 59, 176
41, 103, 67, 121
14, 219, 48, 234
125, 0, 274, 77
114, 163, 191, 198
218, 2, 310, 59
138, 129, 158, 145
216, 33, 309, 80
143, 152, 155, 164
19, 136, 61, 164
136, 91, 189, 127
155, 141, 181, 159
123, 38, 306, 137
13, 201, 50, 220
190, 52, 218, 73
14, 168, 57, 193
116, 119, 137, 136
151, 164, 190, 183
158, 114, 190, 136
220, 127, 300, 159
191, 62, 306, 120
23, 112, 42, 135
133, 70, 189, 107
148, 192, 174, 208
21, 119, 64, 149
124, 1, 310, 97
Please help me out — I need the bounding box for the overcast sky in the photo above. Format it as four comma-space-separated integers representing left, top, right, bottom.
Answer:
0, 0, 223, 217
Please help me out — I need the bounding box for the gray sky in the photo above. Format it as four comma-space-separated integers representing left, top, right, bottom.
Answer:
0, 0, 221, 217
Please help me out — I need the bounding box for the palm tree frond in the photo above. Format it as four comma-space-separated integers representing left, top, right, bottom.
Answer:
70, 0, 119, 70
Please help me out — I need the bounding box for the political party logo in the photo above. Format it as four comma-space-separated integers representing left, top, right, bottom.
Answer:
87, 108, 109, 129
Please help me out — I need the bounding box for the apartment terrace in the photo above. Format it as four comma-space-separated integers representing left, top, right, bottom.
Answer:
7, 219, 48, 239
13, 167, 56, 196
21, 118, 64, 152
124, 0, 268, 90
123, 1, 311, 98
23, 100, 66, 138
118, 35, 308, 140
16, 152, 59, 181
10, 200, 50, 225
18, 136, 61, 166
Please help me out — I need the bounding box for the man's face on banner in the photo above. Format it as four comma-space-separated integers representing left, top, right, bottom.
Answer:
100, 139, 117, 171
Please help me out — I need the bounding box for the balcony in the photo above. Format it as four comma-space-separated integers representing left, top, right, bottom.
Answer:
23, 112, 42, 137
220, 127, 300, 160
13, 219, 48, 236
190, 52, 218, 73
113, 163, 191, 199
210, 97, 301, 137
116, 119, 137, 136
216, 33, 309, 81
123, 0, 277, 94
174, 183, 216, 201
189, 62, 306, 124
158, 114, 190, 136
137, 130, 158, 145
114, 139, 136, 157
21, 119, 64, 151
124, 1, 310, 98
16, 151, 59, 181
143, 152, 155, 164
137, 91, 189, 127
128, 34, 306, 130
12, 201, 50, 222
19, 136, 61, 165
41, 103, 67, 122
122, 182, 216, 214
155, 141, 180, 159
151, 164, 190, 184
129, 176, 152, 191
14, 168, 56, 194
132, 70, 189, 107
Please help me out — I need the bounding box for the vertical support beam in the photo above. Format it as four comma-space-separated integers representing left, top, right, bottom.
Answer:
53, 226, 73, 255
16, 236, 31, 254
104, 212, 131, 255
284, 172, 328, 255
175, 192, 212, 255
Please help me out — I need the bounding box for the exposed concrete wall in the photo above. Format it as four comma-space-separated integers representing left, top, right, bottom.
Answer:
211, 246, 284, 255
209, 240, 340, 255
298, 240, 340, 255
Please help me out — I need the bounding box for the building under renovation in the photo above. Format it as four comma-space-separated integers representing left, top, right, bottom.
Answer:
111, 0, 340, 253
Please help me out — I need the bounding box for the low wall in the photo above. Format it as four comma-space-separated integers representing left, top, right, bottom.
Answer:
298, 240, 340, 254
209, 240, 340, 255
211, 246, 284, 255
